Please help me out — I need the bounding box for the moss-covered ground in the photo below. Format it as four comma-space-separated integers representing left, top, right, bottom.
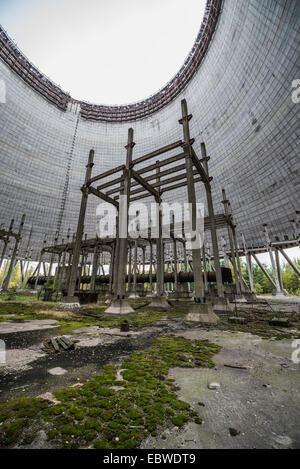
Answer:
0, 335, 220, 449
219, 308, 300, 341
0, 292, 184, 335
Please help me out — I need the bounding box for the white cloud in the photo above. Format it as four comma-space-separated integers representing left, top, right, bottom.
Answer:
1, 0, 206, 104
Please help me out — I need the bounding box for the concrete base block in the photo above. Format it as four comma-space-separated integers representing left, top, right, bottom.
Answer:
186, 303, 220, 324
148, 296, 171, 311
58, 296, 81, 310
146, 291, 155, 298
273, 291, 288, 298
212, 297, 234, 313
242, 292, 257, 302
128, 292, 141, 299
105, 299, 135, 315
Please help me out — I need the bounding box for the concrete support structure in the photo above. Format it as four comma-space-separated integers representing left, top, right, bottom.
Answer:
66, 149, 94, 302
263, 225, 286, 296
2, 214, 25, 291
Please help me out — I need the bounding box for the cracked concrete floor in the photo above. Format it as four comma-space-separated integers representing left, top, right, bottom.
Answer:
141, 329, 300, 449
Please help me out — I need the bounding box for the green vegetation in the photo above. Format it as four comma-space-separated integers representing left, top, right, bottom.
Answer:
237, 258, 300, 296
0, 336, 220, 449
0, 262, 32, 290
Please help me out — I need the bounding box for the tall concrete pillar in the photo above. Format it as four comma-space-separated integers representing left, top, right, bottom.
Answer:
149, 163, 170, 310
181, 100, 204, 303
241, 234, 255, 294
3, 214, 25, 291
105, 130, 135, 314
221, 236, 230, 268
127, 243, 132, 293
48, 231, 59, 277
149, 240, 153, 295
90, 243, 99, 291
0, 249, 11, 289
0, 219, 14, 272
201, 143, 223, 299
263, 225, 286, 296
66, 149, 94, 301
222, 189, 241, 295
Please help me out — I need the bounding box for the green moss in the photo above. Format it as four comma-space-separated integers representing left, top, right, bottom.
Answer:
194, 417, 203, 425
172, 414, 189, 427
0, 335, 220, 449
0, 419, 26, 446
171, 399, 190, 411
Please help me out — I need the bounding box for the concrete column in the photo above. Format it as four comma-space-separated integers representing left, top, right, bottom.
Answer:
200, 144, 223, 299
221, 237, 230, 268
132, 240, 138, 297
105, 130, 135, 314
241, 234, 255, 294
232, 225, 245, 293
252, 252, 277, 290
0, 251, 11, 289
173, 239, 178, 291
149, 172, 170, 310
155, 165, 164, 297
22, 248, 33, 289
67, 149, 94, 300
278, 248, 300, 277
127, 243, 132, 292
108, 245, 114, 294
3, 214, 25, 291
90, 243, 99, 291
222, 189, 241, 295
0, 219, 14, 272
57, 239, 65, 285
149, 241, 153, 293
181, 100, 204, 303
48, 231, 59, 276
116, 129, 133, 299
274, 248, 284, 292
112, 216, 119, 295
263, 225, 285, 295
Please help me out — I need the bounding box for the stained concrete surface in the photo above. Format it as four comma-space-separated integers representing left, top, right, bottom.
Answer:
0, 320, 182, 402
141, 330, 300, 449
0, 320, 59, 334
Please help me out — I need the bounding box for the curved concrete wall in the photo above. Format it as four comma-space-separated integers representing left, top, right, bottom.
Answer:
0, 0, 299, 258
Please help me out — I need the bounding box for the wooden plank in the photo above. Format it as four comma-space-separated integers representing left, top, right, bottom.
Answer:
60, 336, 74, 350
51, 338, 60, 352
57, 337, 69, 350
